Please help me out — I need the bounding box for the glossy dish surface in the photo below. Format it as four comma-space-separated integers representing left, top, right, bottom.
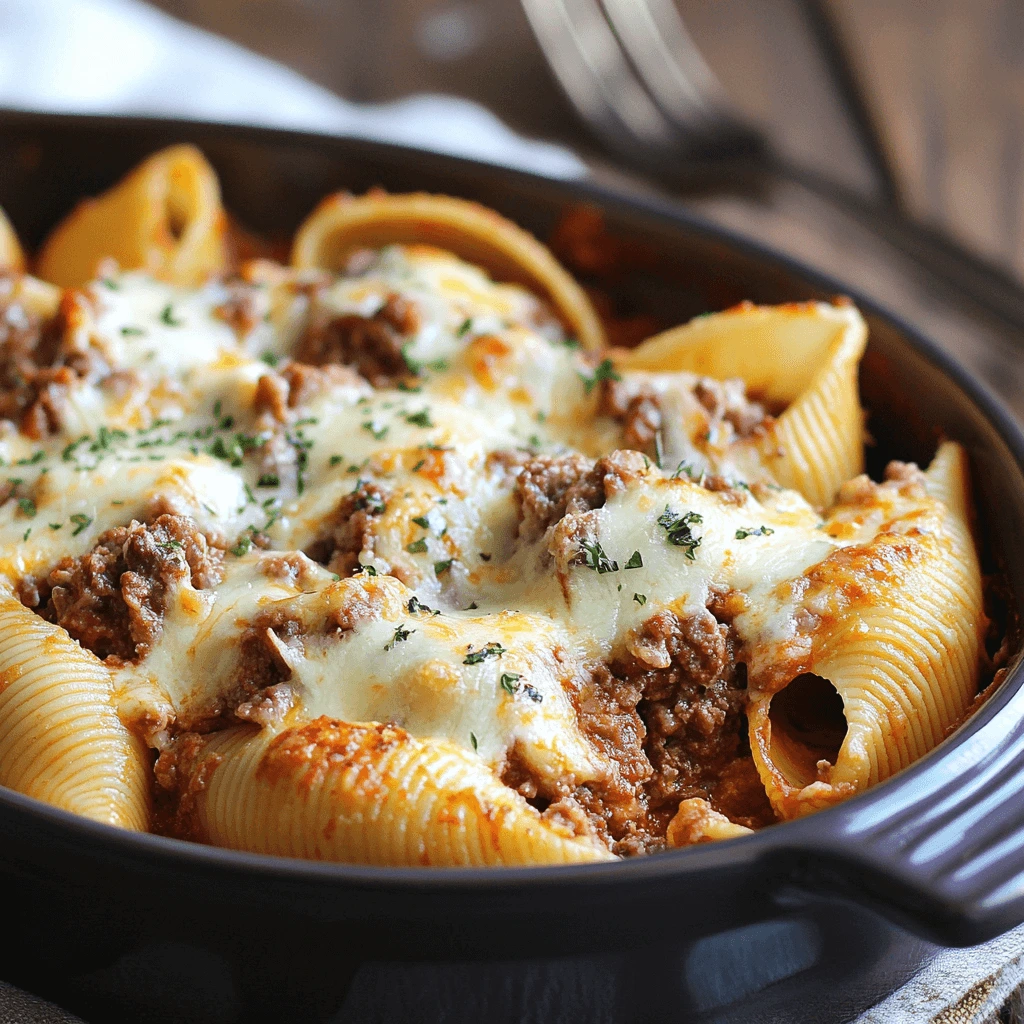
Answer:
0, 144, 1002, 871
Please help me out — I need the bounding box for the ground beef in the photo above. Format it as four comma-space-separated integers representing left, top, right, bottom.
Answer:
293, 292, 418, 387
253, 362, 363, 422
213, 283, 265, 338
0, 288, 94, 438
616, 607, 775, 842
512, 448, 650, 543
600, 380, 663, 454
693, 377, 771, 438
43, 515, 223, 663
304, 479, 389, 576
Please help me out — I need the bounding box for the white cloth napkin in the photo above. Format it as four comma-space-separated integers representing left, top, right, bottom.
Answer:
0, 1, 1021, 1021
0, 0, 585, 179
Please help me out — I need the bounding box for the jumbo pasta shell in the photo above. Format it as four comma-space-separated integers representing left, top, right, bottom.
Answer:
36, 145, 228, 288
290, 191, 606, 351
747, 442, 986, 818
621, 301, 867, 507
0, 208, 24, 273
171, 718, 613, 866
0, 592, 150, 829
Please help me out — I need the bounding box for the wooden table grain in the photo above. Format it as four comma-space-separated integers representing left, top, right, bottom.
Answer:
150, 0, 1020, 281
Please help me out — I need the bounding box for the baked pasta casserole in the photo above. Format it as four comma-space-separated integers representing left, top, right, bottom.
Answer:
0, 146, 990, 865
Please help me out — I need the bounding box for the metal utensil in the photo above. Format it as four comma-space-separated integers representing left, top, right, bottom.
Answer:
520, 0, 764, 164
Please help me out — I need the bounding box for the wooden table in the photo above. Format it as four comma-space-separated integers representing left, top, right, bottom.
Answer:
151, 0, 1021, 280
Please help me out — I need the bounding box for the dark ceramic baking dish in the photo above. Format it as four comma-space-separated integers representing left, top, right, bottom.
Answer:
1, 111, 1023, 1024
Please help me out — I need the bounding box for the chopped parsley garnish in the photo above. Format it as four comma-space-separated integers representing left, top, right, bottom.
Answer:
260, 351, 280, 367
48, 522, 62, 531
528, 434, 541, 449
16, 498, 36, 519
329, 454, 344, 466
396, 381, 422, 393
120, 326, 145, 337
101, 278, 120, 290
434, 559, 453, 576
62, 436, 89, 462
406, 538, 428, 554
464, 642, 506, 665
159, 304, 183, 327
523, 684, 543, 703
257, 473, 280, 488
457, 317, 473, 337
159, 539, 184, 552
411, 459, 426, 472
361, 420, 389, 441
354, 564, 378, 576
580, 539, 618, 574
735, 525, 775, 539
22, 528, 30, 541
579, 358, 621, 395
633, 593, 647, 606
624, 550, 643, 570
408, 596, 432, 614
230, 535, 253, 557
385, 624, 415, 651
411, 515, 431, 529
499, 672, 521, 695
657, 507, 703, 560
70, 513, 92, 535
404, 410, 433, 428
470, 731, 479, 752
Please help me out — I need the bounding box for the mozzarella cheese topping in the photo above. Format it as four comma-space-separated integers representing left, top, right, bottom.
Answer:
0, 246, 950, 802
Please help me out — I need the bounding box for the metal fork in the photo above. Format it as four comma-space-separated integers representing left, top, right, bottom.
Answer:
520, 0, 765, 164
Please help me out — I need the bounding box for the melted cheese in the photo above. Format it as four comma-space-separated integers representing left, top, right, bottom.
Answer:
0, 248, 958, 803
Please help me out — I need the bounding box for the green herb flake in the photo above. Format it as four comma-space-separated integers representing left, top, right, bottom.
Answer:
260, 351, 280, 367
470, 731, 479, 752
230, 535, 253, 557
624, 550, 643, 570
411, 459, 426, 472
433, 559, 453, 576
257, 473, 280, 488
457, 317, 473, 337
16, 498, 36, 519
48, 522, 62, 531
406, 538, 428, 554
735, 525, 775, 540
120, 326, 146, 337
159, 304, 184, 327
354, 564, 378, 576
404, 410, 433, 428
579, 539, 618, 574
463, 641, 506, 666
408, 596, 432, 614
70, 512, 93, 535
411, 515, 431, 529
579, 357, 621, 395
329, 454, 344, 466
361, 420, 389, 441
633, 593, 647, 606
159, 539, 184, 552
499, 672, 521, 695
657, 507, 704, 560
385, 624, 415, 651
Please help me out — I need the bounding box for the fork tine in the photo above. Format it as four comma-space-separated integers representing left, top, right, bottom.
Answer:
521, 0, 681, 157
602, 0, 764, 155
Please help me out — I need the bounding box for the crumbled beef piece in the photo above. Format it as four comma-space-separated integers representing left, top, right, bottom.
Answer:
304, 479, 389, 576
601, 380, 663, 454
512, 448, 650, 544
253, 362, 363, 422
616, 607, 774, 839
235, 682, 295, 727
257, 552, 323, 589
514, 453, 600, 543
44, 515, 223, 663
152, 732, 223, 842
693, 377, 770, 438
293, 292, 419, 387
0, 288, 93, 438
213, 283, 264, 338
